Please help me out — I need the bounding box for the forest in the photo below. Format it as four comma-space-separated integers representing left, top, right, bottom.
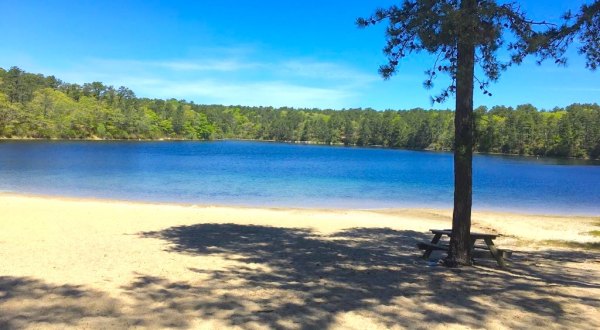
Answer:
1, 66, 599, 159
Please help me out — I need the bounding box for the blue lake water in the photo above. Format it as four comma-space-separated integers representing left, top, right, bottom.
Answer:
0, 140, 599, 215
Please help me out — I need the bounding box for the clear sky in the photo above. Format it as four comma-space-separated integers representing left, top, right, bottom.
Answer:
1, 0, 598, 110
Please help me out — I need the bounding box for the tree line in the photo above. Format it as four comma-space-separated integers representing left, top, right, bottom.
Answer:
1, 66, 599, 159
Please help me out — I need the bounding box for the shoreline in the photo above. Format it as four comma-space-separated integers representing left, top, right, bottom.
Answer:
2, 192, 599, 242
1, 191, 598, 217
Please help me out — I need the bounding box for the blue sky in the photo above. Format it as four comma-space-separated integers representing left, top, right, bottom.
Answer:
1, 0, 598, 110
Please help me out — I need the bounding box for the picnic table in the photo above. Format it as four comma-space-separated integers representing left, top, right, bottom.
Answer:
417, 229, 511, 267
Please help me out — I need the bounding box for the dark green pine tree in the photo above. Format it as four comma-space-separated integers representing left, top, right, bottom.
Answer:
358, 0, 600, 266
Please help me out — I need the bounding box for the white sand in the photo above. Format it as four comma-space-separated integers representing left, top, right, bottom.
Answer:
1, 194, 599, 329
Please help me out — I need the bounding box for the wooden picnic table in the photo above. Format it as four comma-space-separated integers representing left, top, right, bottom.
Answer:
418, 229, 510, 267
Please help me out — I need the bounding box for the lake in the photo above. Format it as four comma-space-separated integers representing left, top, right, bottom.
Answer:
0, 140, 598, 215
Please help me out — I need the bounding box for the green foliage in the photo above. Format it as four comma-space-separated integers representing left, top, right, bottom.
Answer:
0, 66, 599, 159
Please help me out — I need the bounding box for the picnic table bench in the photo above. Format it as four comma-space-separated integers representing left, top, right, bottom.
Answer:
417, 229, 512, 267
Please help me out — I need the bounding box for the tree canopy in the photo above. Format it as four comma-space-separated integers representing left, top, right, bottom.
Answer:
0, 66, 599, 159
357, 0, 600, 103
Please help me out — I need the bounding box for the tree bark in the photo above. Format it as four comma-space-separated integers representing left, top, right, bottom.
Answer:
445, 0, 476, 267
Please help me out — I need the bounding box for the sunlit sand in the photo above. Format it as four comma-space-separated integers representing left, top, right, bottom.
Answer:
1, 194, 599, 329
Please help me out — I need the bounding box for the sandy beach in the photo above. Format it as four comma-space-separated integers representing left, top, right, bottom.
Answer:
1, 194, 599, 329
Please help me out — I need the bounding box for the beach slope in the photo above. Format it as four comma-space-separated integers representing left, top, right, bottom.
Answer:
1, 194, 599, 329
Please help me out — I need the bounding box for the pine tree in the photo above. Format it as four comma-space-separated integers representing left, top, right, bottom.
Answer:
358, 0, 599, 266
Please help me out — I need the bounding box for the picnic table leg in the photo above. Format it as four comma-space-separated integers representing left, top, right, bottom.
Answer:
484, 237, 506, 268
422, 233, 442, 259
470, 237, 477, 264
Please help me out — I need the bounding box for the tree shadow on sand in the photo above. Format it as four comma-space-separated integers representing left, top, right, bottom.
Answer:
1, 224, 599, 329
0, 276, 122, 329
132, 224, 600, 329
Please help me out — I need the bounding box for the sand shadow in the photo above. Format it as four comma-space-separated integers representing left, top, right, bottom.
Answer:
0, 276, 122, 329
133, 224, 600, 329
1, 224, 598, 329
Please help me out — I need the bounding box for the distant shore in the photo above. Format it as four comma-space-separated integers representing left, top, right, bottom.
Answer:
3, 137, 599, 161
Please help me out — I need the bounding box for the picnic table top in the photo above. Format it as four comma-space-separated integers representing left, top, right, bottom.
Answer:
429, 229, 498, 240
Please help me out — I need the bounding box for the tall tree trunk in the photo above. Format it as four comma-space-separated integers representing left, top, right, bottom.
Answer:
445, 0, 476, 267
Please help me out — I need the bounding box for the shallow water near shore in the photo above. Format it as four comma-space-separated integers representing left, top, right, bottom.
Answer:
0, 140, 598, 215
